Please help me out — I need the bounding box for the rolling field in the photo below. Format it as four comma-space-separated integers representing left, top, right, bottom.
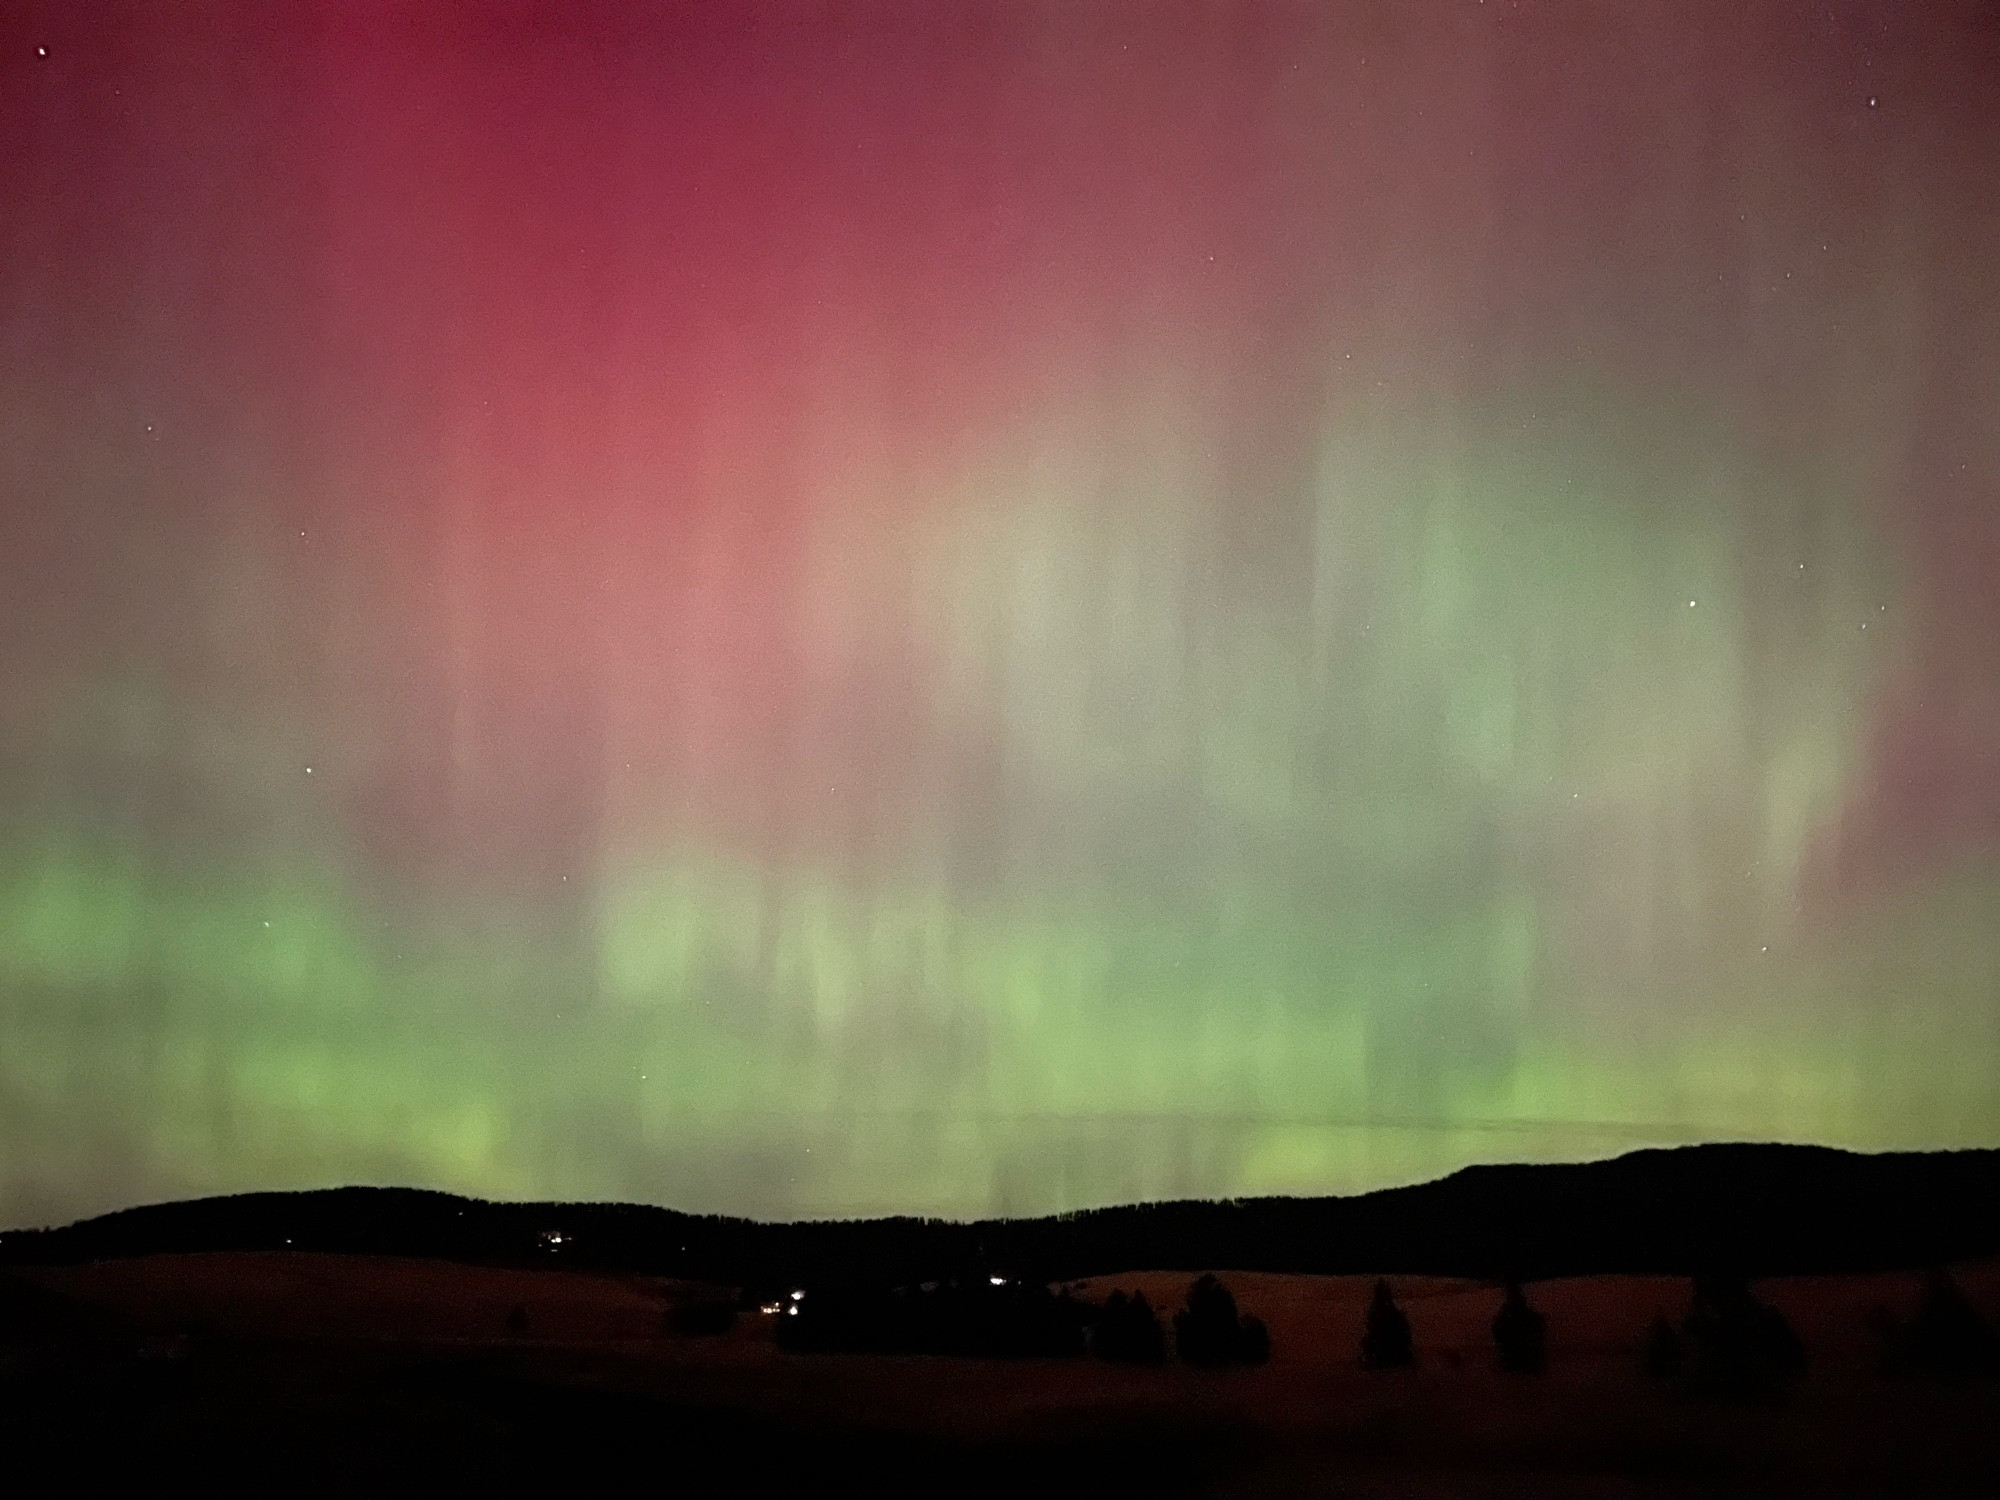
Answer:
5, 1254, 1999, 1495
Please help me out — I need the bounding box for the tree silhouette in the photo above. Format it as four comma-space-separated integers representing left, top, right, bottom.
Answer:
1491, 1281, 1546, 1373
1681, 1275, 1804, 1395
1361, 1279, 1414, 1369
1090, 1289, 1167, 1364
668, 1299, 738, 1336
1895, 1268, 2000, 1379
1239, 1312, 1271, 1365
1643, 1312, 1684, 1378
1172, 1274, 1271, 1367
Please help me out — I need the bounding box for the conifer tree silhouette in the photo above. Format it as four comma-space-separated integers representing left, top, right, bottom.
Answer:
1682, 1274, 1804, 1394
1239, 1312, 1271, 1365
1898, 1267, 2000, 1379
1491, 1281, 1546, 1373
1090, 1288, 1166, 1363
1361, 1279, 1414, 1369
1643, 1312, 1684, 1378
1173, 1273, 1271, 1367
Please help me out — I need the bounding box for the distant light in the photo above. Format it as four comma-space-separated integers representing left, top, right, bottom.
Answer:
787, 1304, 799, 1316
790, 1289, 804, 1301
989, 1276, 1006, 1286
759, 1302, 783, 1315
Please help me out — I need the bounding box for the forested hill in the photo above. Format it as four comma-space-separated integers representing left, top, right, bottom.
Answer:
5, 1144, 1998, 1289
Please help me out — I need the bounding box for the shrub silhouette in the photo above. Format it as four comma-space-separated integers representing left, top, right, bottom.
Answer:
1681, 1275, 1804, 1395
1894, 1268, 2000, 1379
668, 1299, 738, 1336
1491, 1281, 1546, 1373
1239, 1313, 1271, 1365
780, 1277, 1089, 1357
1172, 1274, 1271, 1367
1643, 1312, 1684, 1378
1090, 1289, 1166, 1364
1361, 1279, 1414, 1369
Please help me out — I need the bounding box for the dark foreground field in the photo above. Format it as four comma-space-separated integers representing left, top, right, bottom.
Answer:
5, 1254, 1999, 1496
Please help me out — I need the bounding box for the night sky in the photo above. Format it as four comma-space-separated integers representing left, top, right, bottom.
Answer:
3, 1, 1999, 1227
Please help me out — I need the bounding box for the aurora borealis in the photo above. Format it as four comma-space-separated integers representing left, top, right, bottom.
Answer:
3, 2, 1999, 1227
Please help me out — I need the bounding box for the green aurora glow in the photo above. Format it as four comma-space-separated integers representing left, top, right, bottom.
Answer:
3, 2, 1998, 1223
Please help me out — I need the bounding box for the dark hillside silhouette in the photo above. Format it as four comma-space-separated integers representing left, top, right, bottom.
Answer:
7, 1146, 2000, 1289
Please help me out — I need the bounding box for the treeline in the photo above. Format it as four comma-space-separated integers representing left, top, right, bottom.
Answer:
763, 1267, 1999, 1390
8, 1145, 2000, 1288
774, 1272, 1271, 1367
1357, 1269, 2000, 1391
